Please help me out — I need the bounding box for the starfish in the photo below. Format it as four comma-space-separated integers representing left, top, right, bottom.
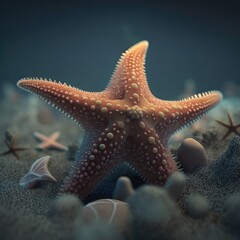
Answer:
17, 41, 222, 200
33, 131, 68, 151
215, 112, 240, 140
0, 131, 27, 160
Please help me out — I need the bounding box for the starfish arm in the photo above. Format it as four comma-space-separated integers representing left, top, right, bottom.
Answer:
50, 142, 68, 151
0, 150, 11, 157
215, 119, 231, 128
233, 128, 240, 136
155, 91, 222, 137
33, 132, 48, 141
17, 78, 113, 128
14, 147, 28, 151
221, 130, 232, 140
49, 131, 61, 141
105, 41, 153, 106
227, 112, 234, 126
60, 124, 126, 200
127, 127, 178, 185
12, 151, 20, 160
4, 139, 11, 148
35, 142, 49, 150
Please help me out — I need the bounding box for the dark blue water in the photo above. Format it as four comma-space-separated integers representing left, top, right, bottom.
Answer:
1, 0, 240, 100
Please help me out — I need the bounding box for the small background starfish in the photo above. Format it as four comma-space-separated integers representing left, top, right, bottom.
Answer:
215, 112, 240, 140
33, 131, 68, 151
0, 131, 27, 160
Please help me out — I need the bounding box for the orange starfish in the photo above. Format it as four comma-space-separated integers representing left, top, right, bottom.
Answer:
33, 131, 68, 151
215, 112, 240, 140
17, 41, 222, 200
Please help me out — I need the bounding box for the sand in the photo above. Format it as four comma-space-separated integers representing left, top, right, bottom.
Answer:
1, 89, 240, 240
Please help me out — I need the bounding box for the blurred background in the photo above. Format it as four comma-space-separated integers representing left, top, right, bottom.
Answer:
1, 0, 240, 99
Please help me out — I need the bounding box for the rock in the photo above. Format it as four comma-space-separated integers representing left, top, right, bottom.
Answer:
127, 185, 184, 240
164, 172, 187, 202
112, 176, 134, 201
47, 194, 82, 223
186, 193, 210, 219
177, 138, 207, 173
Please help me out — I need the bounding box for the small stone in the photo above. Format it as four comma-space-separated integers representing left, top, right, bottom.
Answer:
186, 193, 210, 219
127, 185, 180, 224
127, 185, 183, 240
164, 172, 187, 202
47, 194, 82, 223
112, 176, 134, 201
177, 138, 207, 173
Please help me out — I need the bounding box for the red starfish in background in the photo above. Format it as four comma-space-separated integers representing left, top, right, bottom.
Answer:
216, 112, 240, 140
17, 41, 222, 200
0, 131, 27, 160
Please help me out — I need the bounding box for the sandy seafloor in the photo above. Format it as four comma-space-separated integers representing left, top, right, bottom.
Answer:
0, 87, 240, 240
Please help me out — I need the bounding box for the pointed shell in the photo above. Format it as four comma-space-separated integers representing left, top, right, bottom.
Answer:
19, 155, 56, 189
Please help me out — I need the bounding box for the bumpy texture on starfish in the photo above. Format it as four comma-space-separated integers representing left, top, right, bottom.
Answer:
17, 41, 222, 200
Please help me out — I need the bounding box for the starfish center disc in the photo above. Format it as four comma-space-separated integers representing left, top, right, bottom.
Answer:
127, 106, 143, 120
